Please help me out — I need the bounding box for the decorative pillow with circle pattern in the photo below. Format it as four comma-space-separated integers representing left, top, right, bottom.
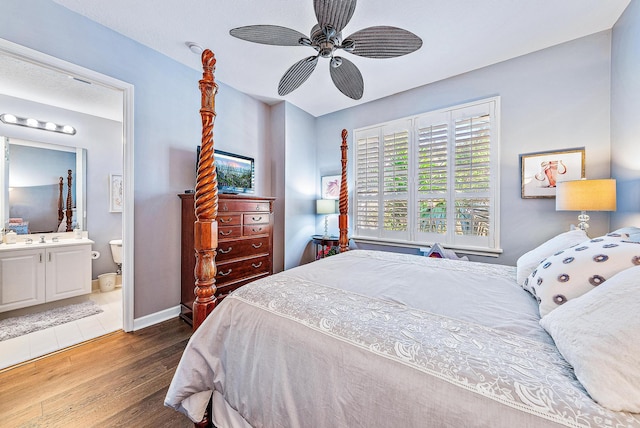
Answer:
516, 229, 588, 291
525, 234, 640, 317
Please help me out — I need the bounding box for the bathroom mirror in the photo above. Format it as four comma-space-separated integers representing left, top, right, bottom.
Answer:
0, 136, 87, 234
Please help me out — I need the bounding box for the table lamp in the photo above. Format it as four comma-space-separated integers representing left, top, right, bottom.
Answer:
316, 199, 337, 238
556, 178, 616, 231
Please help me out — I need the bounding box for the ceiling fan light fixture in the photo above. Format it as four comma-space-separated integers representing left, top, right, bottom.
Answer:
323, 25, 337, 39
340, 39, 355, 52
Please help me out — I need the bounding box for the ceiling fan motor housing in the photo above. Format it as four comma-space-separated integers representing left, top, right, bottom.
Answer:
308, 24, 343, 58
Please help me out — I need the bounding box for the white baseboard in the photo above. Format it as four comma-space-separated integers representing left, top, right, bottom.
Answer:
133, 305, 181, 331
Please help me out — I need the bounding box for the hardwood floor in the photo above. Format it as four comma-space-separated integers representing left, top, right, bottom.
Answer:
0, 318, 194, 427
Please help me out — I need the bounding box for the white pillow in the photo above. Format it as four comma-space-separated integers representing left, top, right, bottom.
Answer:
540, 265, 640, 412
526, 235, 639, 317
516, 229, 588, 289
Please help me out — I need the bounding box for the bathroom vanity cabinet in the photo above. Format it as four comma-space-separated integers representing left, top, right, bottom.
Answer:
0, 240, 93, 313
179, 193, 275, 325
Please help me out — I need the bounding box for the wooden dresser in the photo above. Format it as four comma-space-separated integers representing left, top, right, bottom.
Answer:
179, 193, 275, 325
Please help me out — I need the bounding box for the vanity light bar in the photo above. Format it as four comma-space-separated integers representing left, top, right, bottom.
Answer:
0, 113, 76, 135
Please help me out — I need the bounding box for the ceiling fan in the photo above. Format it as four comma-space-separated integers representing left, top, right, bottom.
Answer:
229, 0, 422, 100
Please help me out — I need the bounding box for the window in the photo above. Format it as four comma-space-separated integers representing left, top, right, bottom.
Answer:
353, 98, 500, 252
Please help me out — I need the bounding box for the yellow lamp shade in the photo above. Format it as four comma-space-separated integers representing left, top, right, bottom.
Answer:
556, 179, 616, 212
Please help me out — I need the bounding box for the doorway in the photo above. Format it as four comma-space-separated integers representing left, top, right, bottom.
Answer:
0, 38, 134, 369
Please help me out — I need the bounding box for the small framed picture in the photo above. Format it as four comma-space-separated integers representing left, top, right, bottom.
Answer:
109, 173, 123, 212
321, 175, 341, 199
520, 148, 585, 198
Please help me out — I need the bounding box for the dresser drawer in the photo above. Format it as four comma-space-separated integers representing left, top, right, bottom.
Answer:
217, 236, 270, 262
244, 224, 271, 236
216, 254, 271, 284
217, 214, 241, 226
219, 200, 270, 213
243, 213, 269, 225
218, 226, 242, 239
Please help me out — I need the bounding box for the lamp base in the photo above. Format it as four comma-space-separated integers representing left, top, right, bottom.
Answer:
577, 211, 590, 231
323, 215, 329, 238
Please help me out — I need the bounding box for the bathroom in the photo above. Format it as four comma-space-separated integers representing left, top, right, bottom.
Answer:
0, 50, 125, 369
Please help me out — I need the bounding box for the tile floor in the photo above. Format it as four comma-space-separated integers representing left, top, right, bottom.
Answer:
0, 288, 123, 370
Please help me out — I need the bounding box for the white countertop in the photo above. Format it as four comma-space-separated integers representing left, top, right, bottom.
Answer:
0, 237, 95, 252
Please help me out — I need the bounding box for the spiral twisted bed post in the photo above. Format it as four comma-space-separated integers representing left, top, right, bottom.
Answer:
58, 177, 64, 229
339, 129, 349, 253
66, 169, 73, 232
192, 49, 220, 332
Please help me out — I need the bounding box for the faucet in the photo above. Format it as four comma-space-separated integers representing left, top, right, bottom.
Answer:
39, 235, 46, 244
25, 237, 33, 244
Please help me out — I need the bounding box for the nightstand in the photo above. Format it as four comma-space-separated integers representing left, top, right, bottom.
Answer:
311, 235, 340, 259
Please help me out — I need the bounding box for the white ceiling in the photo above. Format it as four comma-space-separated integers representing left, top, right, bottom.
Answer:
0, 54, 123, 122
33, 0, 634, 117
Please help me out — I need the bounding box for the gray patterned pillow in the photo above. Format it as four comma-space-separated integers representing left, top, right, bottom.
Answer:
525, 234, 640, 317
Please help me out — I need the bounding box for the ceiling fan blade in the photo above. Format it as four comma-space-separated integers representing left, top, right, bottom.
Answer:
314, 0, 357, 33
230, 25, 308, 46
278, 56, 319, 96
345, 26, 423, 58
329, 56, 363, 100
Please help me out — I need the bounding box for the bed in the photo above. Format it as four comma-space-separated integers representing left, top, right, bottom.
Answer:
165, 49, 640, 428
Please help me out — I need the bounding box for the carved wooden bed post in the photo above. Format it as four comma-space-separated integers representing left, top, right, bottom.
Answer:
66, 169, 73, 232
192, 49, 219, 333
338, 129, 349, 252
58, 177, 64, 229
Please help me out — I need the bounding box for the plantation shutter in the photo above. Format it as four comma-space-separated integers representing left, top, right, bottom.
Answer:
353, 97, 499, 252
355, 128, 380, 237
414, 112, 449, 242
450, 102, 495, 248
381, 121, 410, 240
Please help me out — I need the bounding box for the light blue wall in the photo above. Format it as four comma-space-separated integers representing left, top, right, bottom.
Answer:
269, 102, 286, 273
284, 103, 317, 268
0, 0, 273, 318
611, 0, 640, 229
316, 32, 613, 266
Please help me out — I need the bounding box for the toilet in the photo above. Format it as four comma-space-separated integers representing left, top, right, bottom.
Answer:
109, 239, 123, 275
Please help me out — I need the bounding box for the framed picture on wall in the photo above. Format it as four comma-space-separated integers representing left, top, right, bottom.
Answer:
109, 173, 123, 212
321, 175, 341, 199
520, 148, 585, 198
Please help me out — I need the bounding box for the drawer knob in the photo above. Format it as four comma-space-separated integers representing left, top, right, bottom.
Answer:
252, 242, 263, 249
252, 262, 263, 269
219, 246, 232, 254
220, 230, 232, 236
220, 217, 233, 223
252, 216, 262, 222
252, 227, 262, 233
219, 269, 232, 276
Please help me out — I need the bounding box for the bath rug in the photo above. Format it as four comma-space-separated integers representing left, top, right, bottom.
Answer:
0, 300, 103, 342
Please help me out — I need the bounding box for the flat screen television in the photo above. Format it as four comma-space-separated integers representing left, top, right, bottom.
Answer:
197, 147, 255, 194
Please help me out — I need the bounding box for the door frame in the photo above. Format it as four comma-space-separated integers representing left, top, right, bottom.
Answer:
0, 38, 135, 331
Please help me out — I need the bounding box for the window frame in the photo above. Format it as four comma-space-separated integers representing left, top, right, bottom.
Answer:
352, 97, 501, 256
